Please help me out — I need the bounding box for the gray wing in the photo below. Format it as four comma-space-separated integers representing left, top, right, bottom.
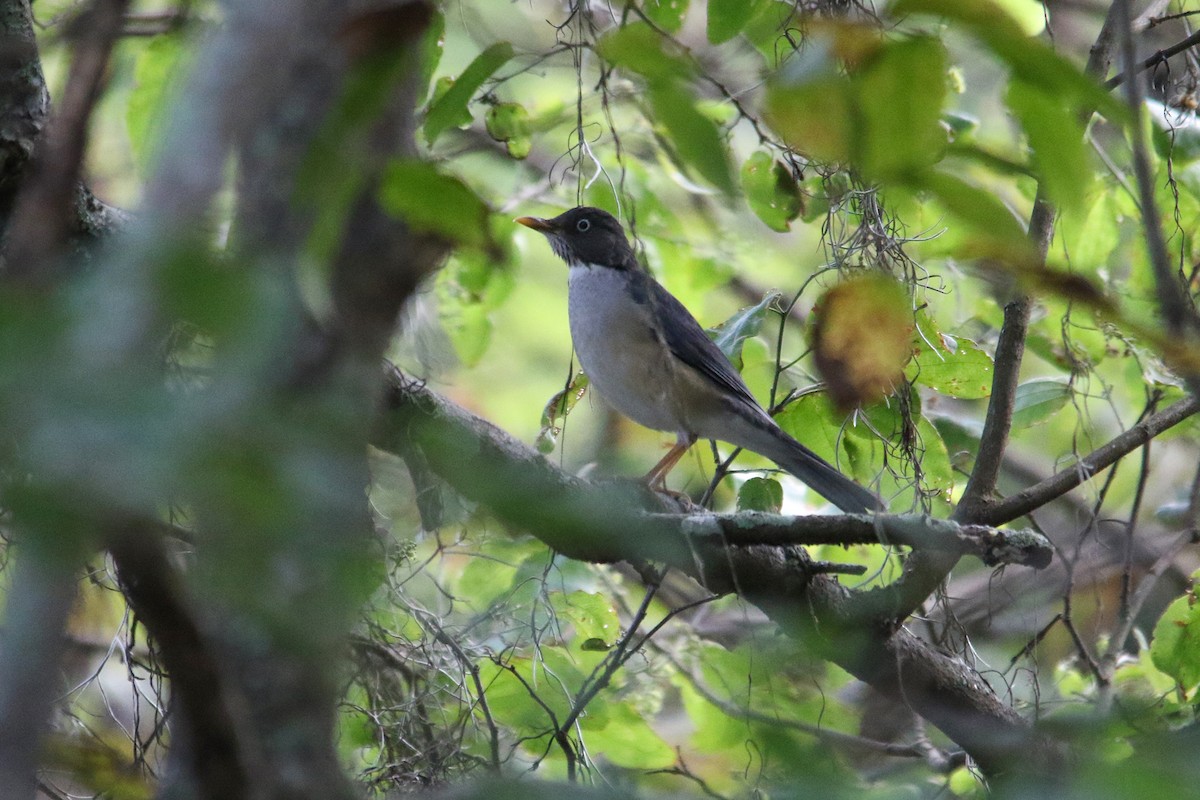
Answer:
644, 274, 763, 411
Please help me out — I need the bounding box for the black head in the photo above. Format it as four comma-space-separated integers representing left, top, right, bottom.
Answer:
516, 207, 637, 269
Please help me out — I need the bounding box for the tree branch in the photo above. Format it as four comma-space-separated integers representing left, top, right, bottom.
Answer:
4, 0, 130, 282
674, 512, 1051, 568
376, 366, 1064, 777
0, 0, 47, 225
1103, 28, 1200, 90
976, 394, 1199, 527
888, 2, 1134, 625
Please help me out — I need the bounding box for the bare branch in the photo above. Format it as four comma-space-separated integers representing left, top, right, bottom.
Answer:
1103, 28, 1200, 91
1113, 0, 1200, 363
978, 394, 1199, 527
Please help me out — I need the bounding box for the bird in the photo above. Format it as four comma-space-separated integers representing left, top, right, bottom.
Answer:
516, 206, 879, 514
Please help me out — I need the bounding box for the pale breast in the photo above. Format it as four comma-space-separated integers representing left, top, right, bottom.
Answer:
567, 264, 683, 434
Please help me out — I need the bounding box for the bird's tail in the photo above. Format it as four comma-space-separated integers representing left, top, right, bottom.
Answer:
721, 409, 879, 513
770, 436, 878, 513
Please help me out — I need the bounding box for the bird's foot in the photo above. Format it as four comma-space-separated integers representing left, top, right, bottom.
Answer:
646, 480, 700, 512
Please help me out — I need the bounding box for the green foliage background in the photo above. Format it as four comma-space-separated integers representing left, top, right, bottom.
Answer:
14, 0, 1200, 798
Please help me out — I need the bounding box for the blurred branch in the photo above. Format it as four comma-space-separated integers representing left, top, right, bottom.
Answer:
1103, 28, 1200, 90
0, 2, 129, 795
0, 536, 84, 800
121, 10, 189, 37
378, 365, 1063, 778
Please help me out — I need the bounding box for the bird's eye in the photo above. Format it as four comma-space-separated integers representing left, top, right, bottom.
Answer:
576, 218, 591, 232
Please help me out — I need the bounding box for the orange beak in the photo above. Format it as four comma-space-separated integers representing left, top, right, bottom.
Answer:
515, 216, 555, 233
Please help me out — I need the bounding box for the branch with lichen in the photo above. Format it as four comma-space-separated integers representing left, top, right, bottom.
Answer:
377, 365, 1064, 778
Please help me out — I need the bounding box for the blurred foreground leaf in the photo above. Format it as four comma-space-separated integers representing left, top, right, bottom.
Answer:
423, 41, 515, 144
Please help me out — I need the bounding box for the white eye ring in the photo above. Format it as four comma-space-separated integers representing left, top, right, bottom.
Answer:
576, 218, 591, 232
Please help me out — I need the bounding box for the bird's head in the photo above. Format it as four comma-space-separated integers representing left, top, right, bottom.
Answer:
516, 207, 636, 269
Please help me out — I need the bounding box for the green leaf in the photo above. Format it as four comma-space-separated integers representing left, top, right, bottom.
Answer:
1007, 79, 1091, 212
707, 0, 762, 44
710, 292, 779, 369
742, 152, 803, 231
455, 546, 521, 607
943, 111, 980, 139
766, 72, 855, 164
897, 0, 1044, 36
579, 702, 676, 769
642, 0, 691, 33
126, 33, 188, 172
949, 766, 984, 797
855, 37, 948, 179
916, 170, 1029, 248
479, 653, 585, 734
444, 302, 492, 367
416, 9, 446, 104
766, 35, 948, 177
889, 0, 1039, 41
888, 0, 1125, 122
907, 314, 994, 399
915, 411, 956, 508
1149, 99, 1200, 164
775, 392, 860, 474
596, 23, 689, 82
596, 24, 734, 193
1011, 379, 1071, 428
649, 81, 736, 194
1151, 588, 1200, 689
737, 476, 784, 512
743, 1, 801, 54
536, 372, 589, 454
991, 0, 1047, 34
377, 160, 491, 249
485, 102, 532, 159
423, 42, 515, 144
549, 590, 620, 644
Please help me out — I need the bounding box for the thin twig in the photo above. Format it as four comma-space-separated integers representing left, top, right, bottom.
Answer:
1103, 464, 1200, 676
980, 395, 1199, 527
1113, 0, 1200, 369
1117, 402, 1157, 629
557, 577, 662, 735
1104, 28, 1200, 90
654, 641, 962, 764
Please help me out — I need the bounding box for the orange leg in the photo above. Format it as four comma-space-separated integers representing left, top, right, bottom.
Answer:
643, 434, 697, 490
